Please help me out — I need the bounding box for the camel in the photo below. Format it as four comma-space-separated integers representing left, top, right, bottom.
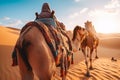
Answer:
85, 20, 99, 58
72, 25, 99, 77
15, 21, 71, 80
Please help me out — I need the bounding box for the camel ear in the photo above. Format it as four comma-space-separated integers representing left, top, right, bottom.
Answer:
52, 10, 55, 14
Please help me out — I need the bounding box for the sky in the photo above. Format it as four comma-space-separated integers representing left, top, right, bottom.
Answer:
0, 0, 120, 33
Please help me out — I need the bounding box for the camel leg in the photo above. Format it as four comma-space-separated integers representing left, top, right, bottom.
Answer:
65, 56, 68, 76
17, 52, 34, 80
82, 48, 90, 77
86, 47, 89, 57
89, 48, 94, 70
71, 53, 74, 64
67, 55, 70, 69
60, 51, 66, 80
95, 48, 98, 59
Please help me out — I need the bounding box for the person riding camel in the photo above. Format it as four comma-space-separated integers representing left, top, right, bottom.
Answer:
36, 3, 54, 18
35, 3, 56, 28
35, 2, 73, 65
35, 3, 61, 52
11, 3, 73, 66
35, 2, 72, 51
12, 3, 57, 66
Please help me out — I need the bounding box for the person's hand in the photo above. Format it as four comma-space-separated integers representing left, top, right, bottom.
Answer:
35, 12, 39, 19
51, 10, 55, 14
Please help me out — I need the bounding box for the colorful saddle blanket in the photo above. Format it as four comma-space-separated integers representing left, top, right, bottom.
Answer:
35, 18, 56, 28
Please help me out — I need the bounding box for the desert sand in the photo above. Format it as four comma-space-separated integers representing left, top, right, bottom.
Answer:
0, 26, 120, 80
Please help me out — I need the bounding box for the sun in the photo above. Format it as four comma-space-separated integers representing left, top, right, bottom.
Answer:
93, 14, 118, 33
93, 9, 120, 33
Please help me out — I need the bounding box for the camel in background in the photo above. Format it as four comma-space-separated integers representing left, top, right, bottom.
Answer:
72, 23, 99, 76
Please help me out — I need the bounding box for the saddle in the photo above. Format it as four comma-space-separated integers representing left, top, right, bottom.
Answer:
36, 18, 61, 53
35, 18, 72, 53
35, 20, 60, 58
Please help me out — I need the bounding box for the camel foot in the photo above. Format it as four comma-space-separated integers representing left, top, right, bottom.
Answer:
95, 56, 99, 59
71, 60, 74, 64
85, 71, 90, 77
89, 66, 94, 70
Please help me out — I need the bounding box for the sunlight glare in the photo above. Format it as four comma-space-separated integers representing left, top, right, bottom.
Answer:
94, 15, 118, 33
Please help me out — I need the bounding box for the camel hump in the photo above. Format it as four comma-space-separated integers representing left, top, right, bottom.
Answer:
85, 20, 96, 34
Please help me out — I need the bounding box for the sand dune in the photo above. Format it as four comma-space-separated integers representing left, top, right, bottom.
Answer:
0, 26, 19, 45
0, 26, 20, 80
54, 58, 120, 80
0, 26, 120, 80
100, 38, 120, 49
66, 58, 120, 80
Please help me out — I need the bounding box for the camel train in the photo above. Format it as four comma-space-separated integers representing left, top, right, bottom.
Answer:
12, 3, 99, 80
